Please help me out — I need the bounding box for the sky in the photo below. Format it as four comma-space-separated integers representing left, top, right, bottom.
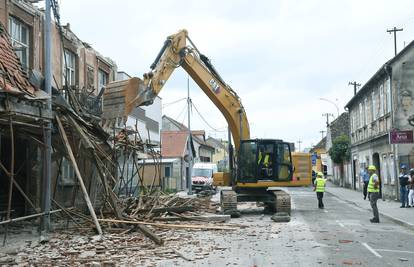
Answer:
57, 0, 414, 150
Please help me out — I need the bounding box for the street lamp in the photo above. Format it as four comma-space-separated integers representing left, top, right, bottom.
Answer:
319, 98, 339, 118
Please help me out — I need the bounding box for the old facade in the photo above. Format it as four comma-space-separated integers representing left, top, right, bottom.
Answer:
0, 0, 118, 215
346, 41, 414, 199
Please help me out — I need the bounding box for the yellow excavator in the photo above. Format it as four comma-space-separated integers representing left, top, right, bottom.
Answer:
102, 29, 311, 216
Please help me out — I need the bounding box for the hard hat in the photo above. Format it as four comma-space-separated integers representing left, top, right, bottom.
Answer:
401, 164, 407, 169
317, 172, 324, 177
368, 165, 376, 171
410, 168, 414, 175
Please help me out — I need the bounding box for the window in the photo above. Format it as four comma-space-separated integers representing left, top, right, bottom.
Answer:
371, 91, 377, 121
86, 66, 94, 89
350, 112, 353, 132
386, 78, 391, 113
239, 141, 257, 180
63, 49, 76, 86
98, 69, 108, 90
379, 84, 384, 117
389, 154, 395, 185
352, 110, 356, 132
60, 158, 75, 185
359, 102, 363, 128
165, 166, 171, 177
382, 154, 388, 185
364, 98, 368, 125
8, 17, 29, 69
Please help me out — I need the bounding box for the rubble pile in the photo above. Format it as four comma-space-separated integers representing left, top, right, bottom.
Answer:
121, 194, 219, 220
0, 227, 235, 266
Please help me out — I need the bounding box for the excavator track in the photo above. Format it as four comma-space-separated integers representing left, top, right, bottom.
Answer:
271, 190, 291, 215
220, 190, 240, 217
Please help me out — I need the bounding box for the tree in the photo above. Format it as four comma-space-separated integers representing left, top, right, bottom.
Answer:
328, 135, 351, 186
328, 135, 351, 164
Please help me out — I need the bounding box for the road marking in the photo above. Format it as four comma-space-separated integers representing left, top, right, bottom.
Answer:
335, 220, 345, 228
323, 209, 328, 213
376, 248, 414, 254
362, 242, 382, 258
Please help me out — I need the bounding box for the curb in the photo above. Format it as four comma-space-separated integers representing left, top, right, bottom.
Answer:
325, 190, 414, 231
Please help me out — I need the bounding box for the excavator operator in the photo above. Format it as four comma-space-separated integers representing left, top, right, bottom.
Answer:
258, 146, 273, 178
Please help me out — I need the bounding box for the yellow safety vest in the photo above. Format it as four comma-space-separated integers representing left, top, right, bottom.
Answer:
263, 154, 270, 167
367, 174, 379, 193
258, 152, 270, 167
315, 178, 326, 192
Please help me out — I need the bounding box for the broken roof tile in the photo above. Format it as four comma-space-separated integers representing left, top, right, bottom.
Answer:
0, 21, 36, 96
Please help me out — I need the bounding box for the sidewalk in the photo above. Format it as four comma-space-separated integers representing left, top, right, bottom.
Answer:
325, 181, 414, 230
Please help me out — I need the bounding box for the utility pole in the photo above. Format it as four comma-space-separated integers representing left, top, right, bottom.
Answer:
322, 113, 334, 127
186, 76, 193, 195
319, 130, 325, 139
348, 81, 361, 95
387, 27, 403, 56
297, 140, 302, 152
41, 0, 52, 238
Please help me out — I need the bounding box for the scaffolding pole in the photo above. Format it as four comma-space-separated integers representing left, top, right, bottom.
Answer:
41, 0, 52, 235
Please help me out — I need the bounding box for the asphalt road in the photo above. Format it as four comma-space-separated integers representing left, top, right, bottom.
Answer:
159, 187, 414, 267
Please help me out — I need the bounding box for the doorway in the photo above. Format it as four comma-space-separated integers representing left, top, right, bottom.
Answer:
352, 159, 357, 190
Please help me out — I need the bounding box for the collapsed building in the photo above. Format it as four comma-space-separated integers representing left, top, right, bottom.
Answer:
0, 0, 163, 240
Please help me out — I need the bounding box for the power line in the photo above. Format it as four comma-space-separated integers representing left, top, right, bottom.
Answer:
162, 97, 187, 108
174, 102, 187, 123
180, 107, 188, 126
191, 102, 226, 132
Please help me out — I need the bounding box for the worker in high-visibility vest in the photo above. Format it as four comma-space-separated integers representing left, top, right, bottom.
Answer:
258, 148, 271, 178
258, 150, 270, 167
367, 165, 380, 223
313, 172, 326, 209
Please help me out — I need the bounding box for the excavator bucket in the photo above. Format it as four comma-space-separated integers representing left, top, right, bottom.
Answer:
102, 77, 146, 128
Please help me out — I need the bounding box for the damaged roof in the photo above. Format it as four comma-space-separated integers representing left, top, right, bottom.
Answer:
161, 131, 189, 158
0, 22, 36, 97
162, 115, 214, 150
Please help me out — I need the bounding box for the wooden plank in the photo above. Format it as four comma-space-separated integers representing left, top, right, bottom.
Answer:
66, 115, 122, 219
138, 205, 194, 214
154, 214, 231, 223
55, 115, 102, 235
135, 224, 164, 245
172, 248, 192, 261
98, 218, 239, 230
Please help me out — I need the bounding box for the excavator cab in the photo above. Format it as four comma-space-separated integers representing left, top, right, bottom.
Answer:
238, 139, 293, 183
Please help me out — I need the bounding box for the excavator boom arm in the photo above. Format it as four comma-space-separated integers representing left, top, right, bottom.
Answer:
142, 29, 250, 151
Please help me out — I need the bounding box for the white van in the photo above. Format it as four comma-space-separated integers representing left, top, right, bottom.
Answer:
191, 162, 218, 192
